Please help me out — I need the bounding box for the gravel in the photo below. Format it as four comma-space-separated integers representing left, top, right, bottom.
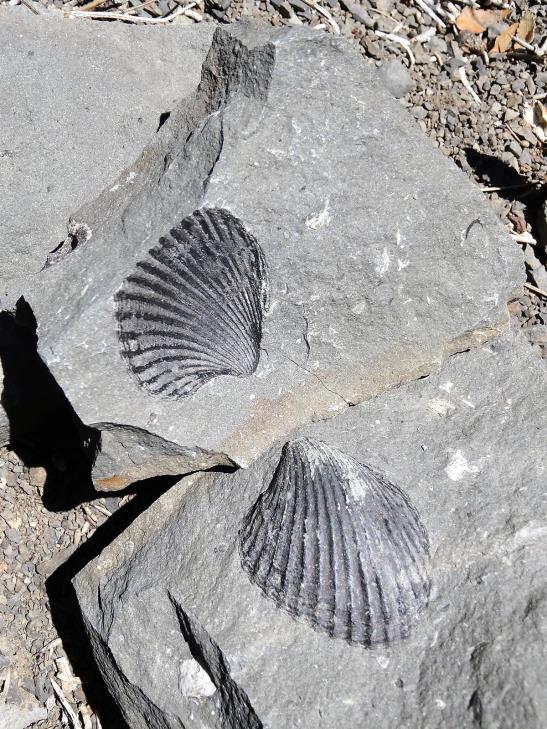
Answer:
0, 448, 116, 728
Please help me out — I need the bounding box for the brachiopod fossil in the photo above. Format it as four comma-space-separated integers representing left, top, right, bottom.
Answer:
116, 207, 269, 398
239, 438, 430, 646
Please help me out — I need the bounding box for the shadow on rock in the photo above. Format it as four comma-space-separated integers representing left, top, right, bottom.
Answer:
0, 296, 101, 510
46, 474, 181, 729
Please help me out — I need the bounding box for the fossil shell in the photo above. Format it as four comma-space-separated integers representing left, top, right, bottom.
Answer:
239, 438, 430, 646
115, 208, 269, 398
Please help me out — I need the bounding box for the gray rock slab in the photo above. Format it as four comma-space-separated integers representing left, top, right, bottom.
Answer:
73, 330, 547, 729
0, 8, 214, 280
1, 24, 522, 476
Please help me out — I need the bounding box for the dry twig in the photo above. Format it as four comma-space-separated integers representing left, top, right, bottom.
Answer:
300, 0, 340, 34
481, 183, 536, 193
375, 30, 416, 66
0, 667, 11, 704
413, 0, 445, 29
67, 2, 197, 23
51, 677, 83, 729
512, 35, 546, 58
20, 0, 41, 14
91, 501, 112, 518
457, 66, 481, 106
524, 282, 547, 299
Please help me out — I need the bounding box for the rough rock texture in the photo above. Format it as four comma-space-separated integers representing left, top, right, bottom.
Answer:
73, 330, 547, 729
0, 24, 522, 475
0, 703, 48, 729
0, 8, 214, 280
378, 58, 414, 98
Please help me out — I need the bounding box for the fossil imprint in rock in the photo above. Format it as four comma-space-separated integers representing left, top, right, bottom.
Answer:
239, 438, 431, 646
115, 208, 269, 399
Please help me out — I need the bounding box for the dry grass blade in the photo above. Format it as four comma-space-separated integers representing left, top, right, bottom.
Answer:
123, 0, 159, 13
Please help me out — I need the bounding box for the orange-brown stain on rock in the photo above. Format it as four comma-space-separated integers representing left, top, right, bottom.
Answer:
96, 475, 129, 492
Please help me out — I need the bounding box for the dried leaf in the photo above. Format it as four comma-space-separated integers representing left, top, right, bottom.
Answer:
455, 7, 507, 33
491, 22, 519, 53
456, 7, 495, 33
515, 11, 535, 48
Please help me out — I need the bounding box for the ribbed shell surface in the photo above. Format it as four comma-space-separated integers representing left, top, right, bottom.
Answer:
115, 208, 269, 399
239, 438, 430, 646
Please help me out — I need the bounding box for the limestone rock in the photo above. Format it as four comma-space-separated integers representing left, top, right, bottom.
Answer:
1, 24, 522, 478
73, 331, 547, 729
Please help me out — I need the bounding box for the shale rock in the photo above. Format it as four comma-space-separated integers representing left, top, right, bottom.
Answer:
90, 423, 235, 492
0, 8, 214, 281
74, 330, 547, 729
1, 24, 522, 481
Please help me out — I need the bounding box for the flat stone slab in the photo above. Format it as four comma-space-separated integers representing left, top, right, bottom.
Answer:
1, 24, 522, 478
73, 331, 547, 729
0, 8, 214, 280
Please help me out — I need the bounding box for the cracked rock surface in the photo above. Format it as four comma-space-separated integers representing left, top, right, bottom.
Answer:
0, 23, 522, 480
73, 330, 547, 729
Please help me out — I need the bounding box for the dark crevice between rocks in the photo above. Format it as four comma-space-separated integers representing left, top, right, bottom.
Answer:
0, 296, 100, 511
46, 465, 236, 729
0, 296, 245, 727
170, 595, 264, 729
46, 473, 181, 729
